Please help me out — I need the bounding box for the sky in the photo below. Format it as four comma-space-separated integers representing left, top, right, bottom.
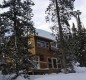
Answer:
0, 0, 86, 32
32, 0, 86, 32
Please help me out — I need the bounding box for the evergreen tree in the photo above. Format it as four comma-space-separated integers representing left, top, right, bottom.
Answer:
0, 0, 35, 78
69, 17, 86, 67
46, 0, 75, 73
77, 27, 86, 66
74, 15, 86, 66
70, 13, 86, 66
64, 23, 77, 72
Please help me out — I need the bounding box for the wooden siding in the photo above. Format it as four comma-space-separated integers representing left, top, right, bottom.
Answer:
28, 36, 36, 55
29, 36, 62, 74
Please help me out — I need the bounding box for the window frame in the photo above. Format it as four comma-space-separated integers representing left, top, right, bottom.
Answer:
52, 58, 58, 68
37, 40, 49, 48
47, 58, 58, 69
57, 58, 62, 69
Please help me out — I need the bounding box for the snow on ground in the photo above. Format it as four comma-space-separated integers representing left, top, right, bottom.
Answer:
34, 73, 86, 80
0, 66, 86, 80
1, 73, 86, 80
74, 66, 86, 73
74, 62, 86, 73
33, 65, 86, 80
0, 72, 86, 80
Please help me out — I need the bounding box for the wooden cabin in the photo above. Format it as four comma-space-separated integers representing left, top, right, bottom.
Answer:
28, 29, 63, 74
0, 29, 63, 74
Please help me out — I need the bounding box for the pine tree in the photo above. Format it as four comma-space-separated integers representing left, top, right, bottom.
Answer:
65, 23, 77, 72
46, 0, 75, 73
0, 0, 35, 78
70, 16, 86, 67
76, 15, 86, 66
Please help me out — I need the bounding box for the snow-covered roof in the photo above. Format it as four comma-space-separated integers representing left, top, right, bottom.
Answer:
36, 29, 55, 41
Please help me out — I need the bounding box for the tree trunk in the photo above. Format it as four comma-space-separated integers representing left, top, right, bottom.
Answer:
55, 0, 67, 73
13, 0, 19, 75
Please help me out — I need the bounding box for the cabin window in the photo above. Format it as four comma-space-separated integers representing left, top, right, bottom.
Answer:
37, 40, 49, 48
48, 58, 59, 68
48, 58, 52, 68
37, 40, 42, 47
41, 41, 45, 47
52, 58, 57, 68
57, 59, 62, 68
46, 42, 49, 48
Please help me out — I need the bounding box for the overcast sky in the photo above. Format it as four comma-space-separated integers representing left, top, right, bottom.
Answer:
32, 0, 86, 32
0, 0, 86, 32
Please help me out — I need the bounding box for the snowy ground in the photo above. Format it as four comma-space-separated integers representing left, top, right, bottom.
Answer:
1, 73, 86, 80
21, 65, 86, 80
0, 65, 86, 80
33, 73, 86, 80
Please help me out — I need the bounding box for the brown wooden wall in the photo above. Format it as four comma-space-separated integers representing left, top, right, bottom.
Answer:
29, 36, 62, 71
28, 36, 36, 55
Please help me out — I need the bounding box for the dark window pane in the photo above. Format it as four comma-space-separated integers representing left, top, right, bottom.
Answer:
48, 58, 52, 68
53, 59, 57, 68
57, 59, 62, 68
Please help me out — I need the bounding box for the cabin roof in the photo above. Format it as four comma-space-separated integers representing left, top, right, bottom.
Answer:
36, 29, 55, 41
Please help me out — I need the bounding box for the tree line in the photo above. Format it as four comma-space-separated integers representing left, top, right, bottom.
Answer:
0, 0, 86, 79
46, 0, 86, 73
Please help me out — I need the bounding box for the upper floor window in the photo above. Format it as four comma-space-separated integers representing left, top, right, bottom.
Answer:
37, 40, 49, 48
